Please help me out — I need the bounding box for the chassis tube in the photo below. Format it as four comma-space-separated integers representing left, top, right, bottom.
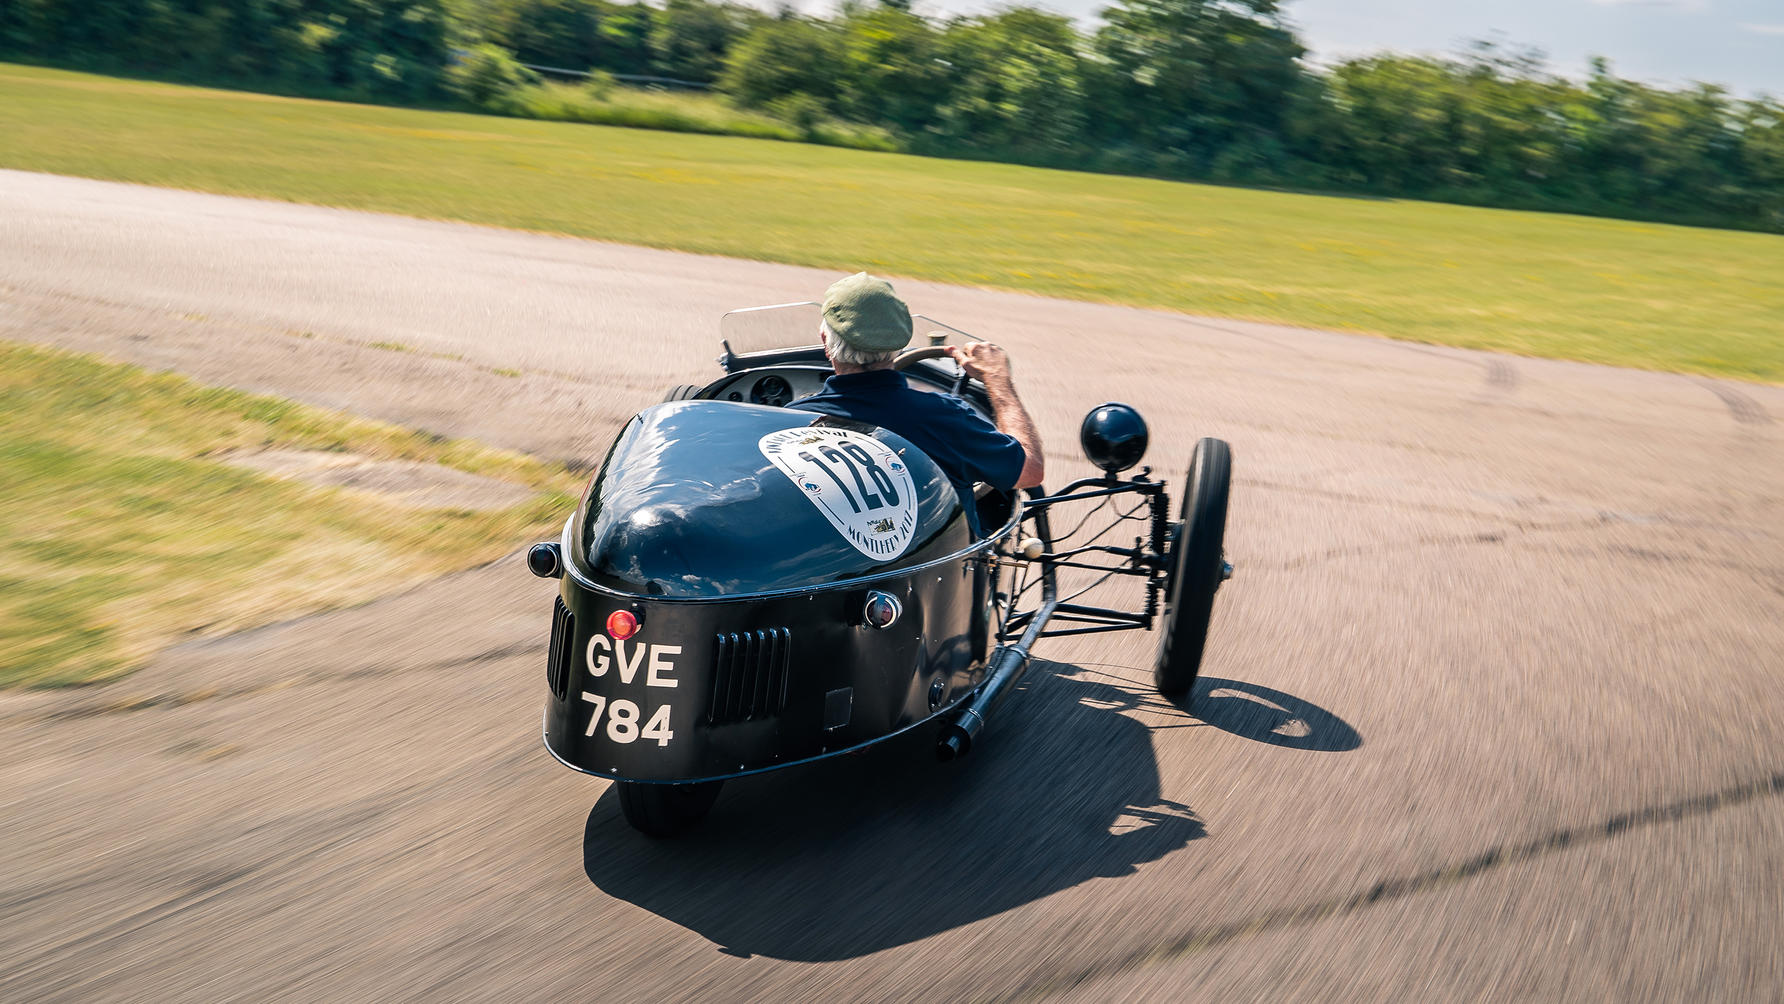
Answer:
936, 501, 1059, 760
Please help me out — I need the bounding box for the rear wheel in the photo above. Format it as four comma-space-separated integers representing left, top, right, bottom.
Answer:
1153, 438, 1232, 697
617, 780, 722, 838
662, 384, 704, 402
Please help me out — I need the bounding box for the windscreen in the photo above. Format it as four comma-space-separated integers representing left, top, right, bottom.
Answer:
719, 301, 982, 357
719, 302, 823, 355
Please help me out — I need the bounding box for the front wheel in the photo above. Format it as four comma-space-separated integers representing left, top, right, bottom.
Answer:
616, 780, 722, 838
662, 384, 704, 403
1153, 438, 1232, 697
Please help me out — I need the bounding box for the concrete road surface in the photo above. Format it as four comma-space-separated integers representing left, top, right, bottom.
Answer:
2, 169, 1781, 1001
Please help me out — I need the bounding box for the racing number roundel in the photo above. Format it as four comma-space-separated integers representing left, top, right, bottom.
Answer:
758, 427, 919, 561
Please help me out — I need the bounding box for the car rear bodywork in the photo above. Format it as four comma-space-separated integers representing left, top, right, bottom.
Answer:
542, 400, 1015, 783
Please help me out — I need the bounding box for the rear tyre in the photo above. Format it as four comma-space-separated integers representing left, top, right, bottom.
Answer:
1153, 438, 1232, 697
617, 780, 722, 838
662, 384, 704, 402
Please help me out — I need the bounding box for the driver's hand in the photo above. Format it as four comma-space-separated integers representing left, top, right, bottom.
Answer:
948, 341, 1013, 385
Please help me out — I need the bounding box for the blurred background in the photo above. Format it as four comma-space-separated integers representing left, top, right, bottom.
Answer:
3, 0, 1781, 231
2, 0, 1781, 1000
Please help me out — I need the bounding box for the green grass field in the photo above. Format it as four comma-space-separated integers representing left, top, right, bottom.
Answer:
2, 63, 1780, 380
0, 341, 574, 687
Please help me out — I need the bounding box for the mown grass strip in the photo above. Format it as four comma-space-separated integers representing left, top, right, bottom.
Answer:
0, 340, 576, 688
2, 63, 1780, 382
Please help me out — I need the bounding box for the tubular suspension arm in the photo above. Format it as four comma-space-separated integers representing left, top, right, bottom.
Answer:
939, 488, 1058, 759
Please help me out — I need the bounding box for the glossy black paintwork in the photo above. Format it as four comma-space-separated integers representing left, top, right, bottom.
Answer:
538, 347, 1200, 790
569, 401, 970, 599
544, 552, 993, 782
545, 395, 1012, 782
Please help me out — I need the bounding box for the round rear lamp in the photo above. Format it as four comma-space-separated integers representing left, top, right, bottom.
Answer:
525, 542, 562, 578
606, 609, 641, 640
864, 591, 902, 630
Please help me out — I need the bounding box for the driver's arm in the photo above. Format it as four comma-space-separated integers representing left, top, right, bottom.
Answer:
950, 342, 1045, 489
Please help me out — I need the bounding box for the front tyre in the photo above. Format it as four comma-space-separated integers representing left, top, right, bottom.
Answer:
1153, 438, 1232, 697
662, 384, 704, 403
617, 780, 722, 838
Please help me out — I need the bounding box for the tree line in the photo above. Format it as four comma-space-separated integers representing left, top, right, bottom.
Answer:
5, 0, 1781, 231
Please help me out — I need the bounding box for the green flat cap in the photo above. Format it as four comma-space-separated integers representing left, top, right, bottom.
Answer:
823, 272, 912, 353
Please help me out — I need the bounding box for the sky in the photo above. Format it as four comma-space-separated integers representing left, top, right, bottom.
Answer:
885, 0, 1784, 98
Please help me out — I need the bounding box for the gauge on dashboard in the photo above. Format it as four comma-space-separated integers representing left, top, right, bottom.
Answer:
749, 374, 794, 408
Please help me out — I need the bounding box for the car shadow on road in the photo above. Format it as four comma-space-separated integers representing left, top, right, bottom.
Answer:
580, 664, 1205, 961
1181, 677, 1363, 752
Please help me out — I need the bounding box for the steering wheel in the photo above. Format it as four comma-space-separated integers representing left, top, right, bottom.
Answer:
892, 344, 974, 397
891, 345, 954, 370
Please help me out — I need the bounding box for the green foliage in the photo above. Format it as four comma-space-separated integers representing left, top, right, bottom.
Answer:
720, 13, 841, 111
582, 68, 618, 99
932, 8, 1086, 153
472, 0, 759, 83
1737, 98, 1784, 230
832, 4, 947, 132
0, 0, 452, 100
1094, 0, 1305, 156
1, 0, 1780, 231
445, 42, 537, 107
1319, 45, 1784, 228
765, 92, 826, 139
479, 0, 653, 74
499, 78, 808, 139
648, 0, 756, 83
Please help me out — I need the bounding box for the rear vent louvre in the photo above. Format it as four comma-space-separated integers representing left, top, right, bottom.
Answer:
546, 597, 575, 700
709, 628, 792, 723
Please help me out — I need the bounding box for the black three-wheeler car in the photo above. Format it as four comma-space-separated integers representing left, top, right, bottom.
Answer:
528, 303, 1232, 836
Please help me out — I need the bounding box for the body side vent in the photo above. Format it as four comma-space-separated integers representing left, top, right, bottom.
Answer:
709, 628, 792, 723
546, 597, 575, 700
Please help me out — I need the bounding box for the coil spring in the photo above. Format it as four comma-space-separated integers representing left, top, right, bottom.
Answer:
1149, 490, 1170, 555
1145, 490, 1170, 625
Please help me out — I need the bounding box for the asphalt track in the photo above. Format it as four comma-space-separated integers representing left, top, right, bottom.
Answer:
3, 169, 1782, 1001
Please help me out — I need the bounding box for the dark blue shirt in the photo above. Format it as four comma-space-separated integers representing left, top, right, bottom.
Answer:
789, 369, 1025, 537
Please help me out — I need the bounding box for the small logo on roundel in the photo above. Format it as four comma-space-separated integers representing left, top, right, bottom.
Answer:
802, 480, 822, 493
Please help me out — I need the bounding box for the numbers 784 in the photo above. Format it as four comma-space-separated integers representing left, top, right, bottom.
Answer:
580, 692, 674, 747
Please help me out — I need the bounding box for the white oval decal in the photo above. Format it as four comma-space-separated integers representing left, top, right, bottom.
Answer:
758, 427, 919, 561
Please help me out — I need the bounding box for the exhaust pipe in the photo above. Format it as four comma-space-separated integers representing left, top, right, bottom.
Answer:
935, 645, 1032, 760
937, 491, 1059, 761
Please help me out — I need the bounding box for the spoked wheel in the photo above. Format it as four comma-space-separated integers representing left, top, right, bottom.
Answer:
616, 780, 723, 838
1153, 438, 1232, 697
662, 384, 704, 403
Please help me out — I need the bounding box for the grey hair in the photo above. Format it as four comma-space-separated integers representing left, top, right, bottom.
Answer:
821, 320, 899, 367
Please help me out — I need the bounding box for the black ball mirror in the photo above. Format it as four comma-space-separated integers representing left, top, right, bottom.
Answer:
1080, 402, 1149, 474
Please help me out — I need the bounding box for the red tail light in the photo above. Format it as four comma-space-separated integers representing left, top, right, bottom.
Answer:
606, 609, 640, 640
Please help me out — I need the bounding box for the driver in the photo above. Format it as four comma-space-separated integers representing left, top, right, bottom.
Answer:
789, 272, 1045, 536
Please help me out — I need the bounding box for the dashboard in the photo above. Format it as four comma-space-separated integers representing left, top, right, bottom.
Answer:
695, 362, 984, 411
703, 366, 832, 408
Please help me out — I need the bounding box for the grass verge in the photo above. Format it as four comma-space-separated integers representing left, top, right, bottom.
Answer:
0, 341, 576, 688
1, 63, 1780, 381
